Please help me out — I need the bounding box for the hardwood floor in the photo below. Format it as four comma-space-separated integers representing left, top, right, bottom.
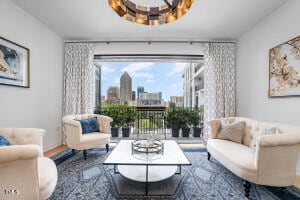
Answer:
44, 145, 67, 157
45, 143, 300, 189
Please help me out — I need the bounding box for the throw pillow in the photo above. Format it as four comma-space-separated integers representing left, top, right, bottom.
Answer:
217, 121, 245, 144
0, 135, 10, 146
251, 127, 278, 153
76, 117, 100, 134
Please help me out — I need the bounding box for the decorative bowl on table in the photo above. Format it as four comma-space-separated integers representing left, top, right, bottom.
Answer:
132, 139, 163, 153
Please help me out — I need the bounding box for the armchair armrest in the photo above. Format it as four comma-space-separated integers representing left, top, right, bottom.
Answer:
208, 119, 221, 139
62, 118, 81, 128
255, 133, 300, 186
96, 115, 113, 134
0, 128, 44, 156
0, 145, 40, 163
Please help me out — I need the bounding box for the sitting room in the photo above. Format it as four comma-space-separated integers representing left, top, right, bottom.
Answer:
1, 0, 300, 199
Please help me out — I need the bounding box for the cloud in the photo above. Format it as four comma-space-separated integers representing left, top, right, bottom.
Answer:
167, 63, 187, 76
146, 79, 156, 83
101, 64, 116, 75
121, 62, 154, 79
113, 77, 120, 85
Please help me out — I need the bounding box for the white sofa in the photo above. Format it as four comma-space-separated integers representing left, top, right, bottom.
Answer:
63, 114, 113, 159
207, 117, 300, 198
0, 128, 57, 200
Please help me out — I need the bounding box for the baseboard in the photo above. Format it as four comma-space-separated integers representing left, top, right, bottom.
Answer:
44, 142, 63, 152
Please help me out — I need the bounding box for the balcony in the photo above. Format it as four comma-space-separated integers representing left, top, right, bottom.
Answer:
95, 106, 204, 144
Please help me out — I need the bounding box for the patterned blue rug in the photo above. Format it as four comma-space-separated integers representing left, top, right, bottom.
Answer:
50, 147, 300, 200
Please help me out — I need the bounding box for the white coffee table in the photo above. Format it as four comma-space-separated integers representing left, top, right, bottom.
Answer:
103, 140, 191, 195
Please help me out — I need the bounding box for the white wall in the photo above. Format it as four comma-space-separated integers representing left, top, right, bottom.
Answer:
236, 0, 300, 174
0, 0, 64, 151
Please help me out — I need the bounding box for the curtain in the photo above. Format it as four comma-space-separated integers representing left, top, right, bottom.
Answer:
63, 43, 95, 115
203, 42, 236, 141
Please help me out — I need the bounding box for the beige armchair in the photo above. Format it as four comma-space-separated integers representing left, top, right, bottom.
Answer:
0, 128, 57, 200
63, 114, 113, 160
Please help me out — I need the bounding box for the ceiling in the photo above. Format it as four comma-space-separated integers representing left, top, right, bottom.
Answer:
12, 0, 288, 41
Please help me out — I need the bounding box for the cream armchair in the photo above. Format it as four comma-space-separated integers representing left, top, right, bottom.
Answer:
0, 128, 57, 200
207, 117, 300, 198
63, 114, 113, 160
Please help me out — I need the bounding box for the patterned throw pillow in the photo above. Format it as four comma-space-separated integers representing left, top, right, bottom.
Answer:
76, 117, 100, 134
251, 127, 278, 153
217, 121, 245, 144
0, 135, 10, 146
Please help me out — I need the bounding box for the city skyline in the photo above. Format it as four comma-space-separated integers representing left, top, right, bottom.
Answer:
98, 61, 187, 101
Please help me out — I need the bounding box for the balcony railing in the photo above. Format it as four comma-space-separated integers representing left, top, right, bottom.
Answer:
95, 106, 204, 139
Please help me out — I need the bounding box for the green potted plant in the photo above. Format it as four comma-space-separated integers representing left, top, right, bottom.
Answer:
180, 109, 191, 137
120, 106, 136, 137
189, 109, 202, 137
95, 106, 122, 137
166, 109, 181, 137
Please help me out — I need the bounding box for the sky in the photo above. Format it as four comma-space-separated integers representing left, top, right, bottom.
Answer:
97, 61, 187, 101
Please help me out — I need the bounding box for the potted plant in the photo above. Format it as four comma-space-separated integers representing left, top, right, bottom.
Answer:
166, 109, 182, 137
95, 106, 122, 137
180, 109, 191, 137
120, 106, 136, 137
189, 109, 202, 137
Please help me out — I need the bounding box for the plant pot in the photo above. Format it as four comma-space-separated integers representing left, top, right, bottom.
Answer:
122, 127, 130, 137
171, 128, 180, 137
193, 127, 202, 137
182, 128, 190, 137
111, 128, 119, 137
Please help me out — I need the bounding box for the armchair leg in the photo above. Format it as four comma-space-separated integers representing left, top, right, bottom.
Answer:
280, 187, 286, 193
106, 144, 109, 153
72, 149, 75, 154
243, 180, 251, 198
83, 150, 87, 160
207, 152, 211, 161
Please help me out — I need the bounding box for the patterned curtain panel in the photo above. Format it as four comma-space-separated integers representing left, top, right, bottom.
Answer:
63, 43, 95, 115
203, 43, 236, 141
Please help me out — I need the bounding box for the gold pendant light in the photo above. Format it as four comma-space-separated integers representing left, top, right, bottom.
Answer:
108, 0, 194, 25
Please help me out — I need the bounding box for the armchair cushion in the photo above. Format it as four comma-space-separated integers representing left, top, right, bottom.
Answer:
76, 117, 100, 134
0, 135, 10, 146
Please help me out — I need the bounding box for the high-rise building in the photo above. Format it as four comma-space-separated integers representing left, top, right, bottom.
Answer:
183, 62, 204, 108
120, 72, 132, 104
107, 86, 120, 104
170, 96, 184, 107
95, 65, 101, 109
138, 92, 163, 106
137, 86, 144, 99
131, 91, 136, 101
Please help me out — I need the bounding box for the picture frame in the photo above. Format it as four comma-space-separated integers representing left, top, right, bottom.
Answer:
0, 37, 30, 88
269, 36, 300, 97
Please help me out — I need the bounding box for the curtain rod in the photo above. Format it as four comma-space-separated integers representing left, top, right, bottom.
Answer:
64, 40, 235, 44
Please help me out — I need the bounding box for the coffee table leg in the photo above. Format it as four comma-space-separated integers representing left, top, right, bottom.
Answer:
145, 165, 149, 196
175, 165, 181, 174
114, 165, 119, 174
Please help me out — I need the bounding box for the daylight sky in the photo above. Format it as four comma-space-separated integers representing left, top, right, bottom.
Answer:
97, 62, 187, 101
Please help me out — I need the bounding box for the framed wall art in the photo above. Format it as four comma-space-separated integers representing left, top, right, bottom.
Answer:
269, 36, 300, 97
0, 37, 30, 88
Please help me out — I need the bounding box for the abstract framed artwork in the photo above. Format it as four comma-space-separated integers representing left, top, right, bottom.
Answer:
269, 36, 300, 97
0, 37, 30, 88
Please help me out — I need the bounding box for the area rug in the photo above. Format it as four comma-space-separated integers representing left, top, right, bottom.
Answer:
50, 148, 300, 200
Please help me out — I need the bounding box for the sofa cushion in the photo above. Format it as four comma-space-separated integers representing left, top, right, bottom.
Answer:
217, 121, 245, 143
77, 133, 110, 150
207, 139, 257, 182
76, 117, 100, 134
0, 135, 10, 146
